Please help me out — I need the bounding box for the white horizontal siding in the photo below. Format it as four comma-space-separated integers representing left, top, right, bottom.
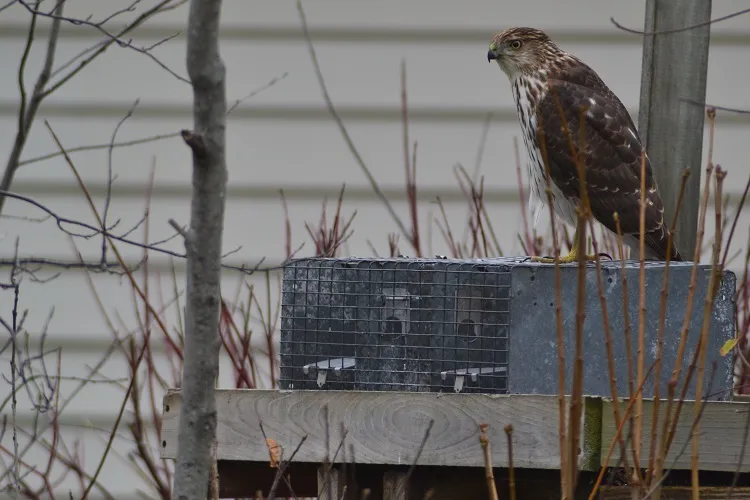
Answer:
3, 115, 525, 188
0, 418, 168, 499
3, 33, 749, 108
1, 0, 749, 33
3, 114, 750, 192
1, 0, 749, 497
2, 194, 529, 262
5, 345, 270, 422
0, 39, 748, 192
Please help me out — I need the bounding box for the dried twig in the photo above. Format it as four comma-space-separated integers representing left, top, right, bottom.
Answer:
18, 132, 180, 167
641, 364, 718, 500
690, 166, 726, 496
40, 122, 173, 500
588, 361, 658, 499
588, 218, 631, 477
535, 117, 567, 496
612, 212, 641, 473
0, 0, 64, 216
0, 189, 277, 276
4, 242, 23, 493
479, 424, 499, 500
261, 419, 307, 500
401, 60, 422, 256
681, 98, 750, 116
505, 424, 516, 500
669, 110, 717, 433
610, 7, 750, 36
635, 151, 648, 477
17, 0, 190, 84
650, 170, 690, 495
46, 0, 185, 99
101, 99, 141, 266
546, 88, 588, 498
728, 403, 750, 495
16, 71, 286, 170
399, 418, 435, 497
296, 0, 410, 241
721, 173, 750, 269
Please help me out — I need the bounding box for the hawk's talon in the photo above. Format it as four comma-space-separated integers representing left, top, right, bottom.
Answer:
529, 255, 556, 263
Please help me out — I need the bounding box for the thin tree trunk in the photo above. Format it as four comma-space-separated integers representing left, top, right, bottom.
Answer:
172, 0, 227, 498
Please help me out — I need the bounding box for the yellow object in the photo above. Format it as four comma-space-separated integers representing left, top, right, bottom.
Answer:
531, 223, 599, 263
720, 337, 740, 357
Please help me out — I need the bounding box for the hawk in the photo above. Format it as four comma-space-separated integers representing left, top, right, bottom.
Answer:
487, 27, 682, 262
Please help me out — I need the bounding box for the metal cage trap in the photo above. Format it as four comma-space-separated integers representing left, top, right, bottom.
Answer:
279, 257, 510, 394
279, 256, 736, 399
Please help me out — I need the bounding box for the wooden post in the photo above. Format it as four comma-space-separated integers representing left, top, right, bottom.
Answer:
637, 0, 712, 259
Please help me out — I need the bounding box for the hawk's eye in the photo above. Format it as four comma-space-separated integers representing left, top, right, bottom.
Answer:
509, 40, 522, 50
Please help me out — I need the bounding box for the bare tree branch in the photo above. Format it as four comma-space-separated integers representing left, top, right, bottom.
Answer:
0, 0, 188, 215
16, 0, 190, 84
0, 0, 18, 15
6, 239, 22, 493
16, 70, 287, 169
43, 0, 186, 98
0, 0, 64, 216
296, 0, 411, 242
0, 189, 305, 276
227, 71, 289, 114
681, 98, 750, 115
16, 132, 180, 167
0, 257, 128, 272
0, 189, 174, 248
172, 0, 227, 498
611, 7, 750, 36
101, 99, 141, 266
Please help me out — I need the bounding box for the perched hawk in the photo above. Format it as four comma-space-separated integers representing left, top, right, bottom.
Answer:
487, 27, 682, 262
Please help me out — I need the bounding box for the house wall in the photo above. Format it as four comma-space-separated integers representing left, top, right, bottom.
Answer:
0, 1, 748, 497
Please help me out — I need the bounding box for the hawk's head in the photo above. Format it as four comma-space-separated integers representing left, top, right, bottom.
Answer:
487, 27, 563, 80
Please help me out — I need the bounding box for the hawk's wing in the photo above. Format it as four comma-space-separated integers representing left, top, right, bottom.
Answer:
534, 77, 681, 260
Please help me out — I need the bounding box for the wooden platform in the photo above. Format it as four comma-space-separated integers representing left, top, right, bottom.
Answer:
160, 389, 750, 498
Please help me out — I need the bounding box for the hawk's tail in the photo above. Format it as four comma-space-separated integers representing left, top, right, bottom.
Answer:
645, 228, 683, 262
667, 240, 683, 261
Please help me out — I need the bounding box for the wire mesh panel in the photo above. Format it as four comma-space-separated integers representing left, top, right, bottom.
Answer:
280, 257, 737, 400
279, 257, 511, 393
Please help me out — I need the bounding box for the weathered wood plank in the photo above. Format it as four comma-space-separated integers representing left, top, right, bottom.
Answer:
600, 399, 750, 472
600, 486, 750, 499
161, 389, 602, 470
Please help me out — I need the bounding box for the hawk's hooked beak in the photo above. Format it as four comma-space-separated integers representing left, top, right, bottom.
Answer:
487, 43, 500, 62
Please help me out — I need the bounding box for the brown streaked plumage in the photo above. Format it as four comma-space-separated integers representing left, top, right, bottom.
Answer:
487, 27, 682, 262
